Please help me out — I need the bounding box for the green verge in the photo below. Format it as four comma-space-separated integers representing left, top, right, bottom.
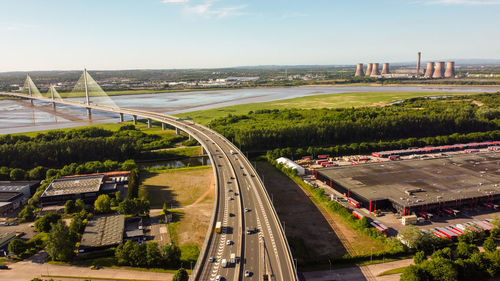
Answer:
175, 91, 482, 124
378, 266, 408, 276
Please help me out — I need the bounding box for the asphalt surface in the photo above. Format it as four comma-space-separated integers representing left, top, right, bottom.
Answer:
0, 92, 298, 281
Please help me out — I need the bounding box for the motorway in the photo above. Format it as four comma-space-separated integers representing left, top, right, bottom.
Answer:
0, 92, 298, 281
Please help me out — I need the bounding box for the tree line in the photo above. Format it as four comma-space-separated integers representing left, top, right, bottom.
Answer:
208, 93, 500, 151
0, 125, 185, 170
266, 130, 500, 160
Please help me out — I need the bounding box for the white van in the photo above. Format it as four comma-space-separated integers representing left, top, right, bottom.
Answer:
221, 258, 228, 268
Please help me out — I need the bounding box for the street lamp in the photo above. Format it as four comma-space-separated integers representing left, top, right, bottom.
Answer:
328, 258, 332, 271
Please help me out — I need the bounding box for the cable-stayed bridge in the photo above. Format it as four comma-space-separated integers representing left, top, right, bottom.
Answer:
0, 70, 298, 281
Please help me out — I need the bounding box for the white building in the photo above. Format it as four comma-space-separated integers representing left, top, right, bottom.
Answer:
276, 157, 305, 176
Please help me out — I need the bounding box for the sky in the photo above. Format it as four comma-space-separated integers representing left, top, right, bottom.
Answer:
0, 0, 499, 72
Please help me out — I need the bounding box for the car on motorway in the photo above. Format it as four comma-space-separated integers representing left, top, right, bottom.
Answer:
229, 213, 235, 217
228, 189, 233, 193
234, 192, 238, 196
209, 256, 215, 262
244, 207, 250, 212
251, 174, 255, 177
243, 173, 246, 176
228, 197, 233, 201
216, 274, 223, 280
245, 270, 251, 277
246, 227, 252, 234
226, 240, 232, 245
230, 176, 235, 179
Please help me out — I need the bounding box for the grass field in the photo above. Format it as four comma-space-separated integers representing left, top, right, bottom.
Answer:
378, 266, 408, 276
139, 166, 214, 252
176, 91, 482, 124
139, 166, 213, 208
8, 120, 179, 139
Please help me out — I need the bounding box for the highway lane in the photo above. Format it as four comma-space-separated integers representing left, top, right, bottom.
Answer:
0, 92, 298, 281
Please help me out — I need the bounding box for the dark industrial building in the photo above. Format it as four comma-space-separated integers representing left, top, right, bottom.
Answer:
40, 171, 129, 205
79, 214, 125, 252
0, 181, 38, 215
315, 152, 500, 216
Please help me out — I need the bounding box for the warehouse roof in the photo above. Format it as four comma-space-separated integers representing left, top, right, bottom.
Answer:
0, 231, 16, 248
0, 181, 38, 192
318, 152, 500, 207
80, 214, 125, 248
0, 192, 23, 202
42, 175, 104, 197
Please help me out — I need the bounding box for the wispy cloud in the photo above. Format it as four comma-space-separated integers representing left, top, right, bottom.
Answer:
0, 23, 37, 32
420, 0, 500, 5
162, 0, 247, 18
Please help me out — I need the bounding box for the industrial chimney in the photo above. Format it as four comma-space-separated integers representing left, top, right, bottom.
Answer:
424, 62, 434, 78
381, 63, 390, 74
365, 63, 373, 77
417, 52, 421, 76
432, 61, 445, 78
370, 63, 380, 76
355, 63, 365, 77
444, 61, 455, 78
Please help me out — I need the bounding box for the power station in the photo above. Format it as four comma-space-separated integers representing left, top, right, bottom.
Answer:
354, 52, 456, 79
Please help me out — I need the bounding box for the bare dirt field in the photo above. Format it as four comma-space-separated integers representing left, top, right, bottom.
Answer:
255, 161, 348, 262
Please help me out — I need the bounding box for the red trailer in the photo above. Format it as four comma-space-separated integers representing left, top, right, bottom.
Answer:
370, 221, 388, 232
302, 156, 313, 160
418, 211, 432, 220
316, 160, 328, 165
388, 155, 400, 161
318, 155, 329, 159
352, 210, 364, 220
349, 199, 361, 208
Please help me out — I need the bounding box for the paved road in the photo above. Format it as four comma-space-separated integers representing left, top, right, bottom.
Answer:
0, 92, 298, 281
1, 259, 174, 281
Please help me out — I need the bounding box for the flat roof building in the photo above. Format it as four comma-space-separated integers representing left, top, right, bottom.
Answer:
41, 175, 104, 205
0, 181, 39, 197
316, 152, 500, 215
79, 214, 125, 252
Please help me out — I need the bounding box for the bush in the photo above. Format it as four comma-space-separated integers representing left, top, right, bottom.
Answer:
34, 212, 61, 233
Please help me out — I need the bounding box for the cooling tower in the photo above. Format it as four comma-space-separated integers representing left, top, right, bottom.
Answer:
432, 61, 445, 78
381, 63, 390, 74
370, 63, 380, 76
355, 63, 365, 77
444, 61, 455, 78
424, 62, 434, 78
365, 63, 372, 77
417, 52, 421, 76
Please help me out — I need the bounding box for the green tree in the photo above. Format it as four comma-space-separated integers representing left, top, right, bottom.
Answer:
10, 168, 26, 180
146, 242, 163, 268
8, 238, 28, 256
94, 194, 111, 213
483, 237, 497, 253
172, 268, 189, 281
400, 265, 429, 281
121, 159, 137, 171
75, 199, 85, 212
18, 204, 36, 222
64, 200, 76, 214
115, 190, 123, 202
414, 251, 426, 265
456, 242, 479, 259
46, 220, 75, 261
34, 212, 61, 233
28, 166, 47, 180
163, 243, 181, 268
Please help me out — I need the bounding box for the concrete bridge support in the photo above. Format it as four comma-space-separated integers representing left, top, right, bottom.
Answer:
201, 146, 207, 155
119, 113, 124, 122
175, 127, 181, 135
133, 115, 137, 125
52, 102, 56, 109
162, 123, 166, 130
189, 134, 193, 140
147, 118, 152, 128
86, 108, 92, 118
